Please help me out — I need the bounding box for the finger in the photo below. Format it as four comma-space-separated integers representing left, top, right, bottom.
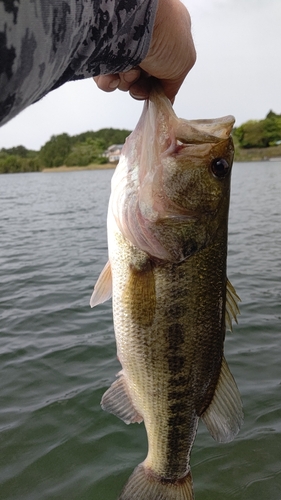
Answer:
93, 68, 141, 93
117, 68, 141, 92
93, 74, 120, 92
127, 70, 153, 100
129, 77, 176, 103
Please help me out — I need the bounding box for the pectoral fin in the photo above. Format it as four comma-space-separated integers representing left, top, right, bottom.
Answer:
201, 356, 243, 443
101, 372, 143, 425
124, 259, 156, 327
225, 278, 240, 331
90, 261, 112, 307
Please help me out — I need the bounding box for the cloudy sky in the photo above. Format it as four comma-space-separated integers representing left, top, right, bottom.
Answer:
0, 0, 280, 151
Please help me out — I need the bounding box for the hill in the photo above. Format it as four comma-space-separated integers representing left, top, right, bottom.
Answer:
0, 128, 131, 174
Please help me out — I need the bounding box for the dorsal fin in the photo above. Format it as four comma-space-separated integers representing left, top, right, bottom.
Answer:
90, 261, 112, 307
225, 278, 240, 331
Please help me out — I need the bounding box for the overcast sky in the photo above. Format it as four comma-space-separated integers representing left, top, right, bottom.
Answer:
0, 0, 280, 151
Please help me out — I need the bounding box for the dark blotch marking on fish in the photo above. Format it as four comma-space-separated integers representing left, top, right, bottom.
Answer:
168, 375, 187, 388
167, 322, 185, 345
166, 323, 186, 386
167, 354, 185, 373
166, 408, 195, 478
164, 322, 195, 477
169, 402, 187, 426
166, 323, 185, 378
165, 302, 185, 320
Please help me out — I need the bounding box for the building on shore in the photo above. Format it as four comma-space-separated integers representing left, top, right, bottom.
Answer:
105, 144, 124, 162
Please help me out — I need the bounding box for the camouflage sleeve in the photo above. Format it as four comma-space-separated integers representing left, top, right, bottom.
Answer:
0, 0, 158, 126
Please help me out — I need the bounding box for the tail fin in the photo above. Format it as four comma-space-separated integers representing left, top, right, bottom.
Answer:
118, 463, 194, 500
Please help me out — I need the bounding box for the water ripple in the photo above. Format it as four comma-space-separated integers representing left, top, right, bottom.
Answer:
1, 164, 281, 499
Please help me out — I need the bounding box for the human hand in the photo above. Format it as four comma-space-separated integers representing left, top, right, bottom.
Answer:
93, 0, 196, 102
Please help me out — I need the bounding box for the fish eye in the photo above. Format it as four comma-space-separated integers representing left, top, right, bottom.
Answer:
211, 158, 230, 178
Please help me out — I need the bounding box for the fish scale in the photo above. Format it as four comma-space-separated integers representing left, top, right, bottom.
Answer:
90, 89, 243, 499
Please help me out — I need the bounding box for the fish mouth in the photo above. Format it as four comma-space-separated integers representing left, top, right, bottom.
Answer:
175, 115, 235, 145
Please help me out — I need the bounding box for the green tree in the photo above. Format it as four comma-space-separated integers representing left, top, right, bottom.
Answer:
263, 114, 281, 146
72, 128, 130, 149
93, 128, 131, 147
0, 155, 22, 173
65, 138, 106, 166
39, 133, 72, 167
1, 145, 29, 157
234, 120, 267, 148
0, 128, 132, 173
266, 110, 279, 119
234, 111, 281, 148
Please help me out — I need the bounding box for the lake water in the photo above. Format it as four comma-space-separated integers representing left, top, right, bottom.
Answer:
1, 162, 281, 500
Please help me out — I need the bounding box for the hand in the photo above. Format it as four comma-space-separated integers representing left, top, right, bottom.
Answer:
93, 0, 196, 102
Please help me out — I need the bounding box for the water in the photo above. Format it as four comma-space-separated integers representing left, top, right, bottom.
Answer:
0, 162, 281, 499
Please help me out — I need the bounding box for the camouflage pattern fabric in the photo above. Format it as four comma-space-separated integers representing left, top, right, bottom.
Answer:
0, 0, 157, 126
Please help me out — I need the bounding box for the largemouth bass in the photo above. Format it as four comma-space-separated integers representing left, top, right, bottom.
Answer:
90, 90, 243, 500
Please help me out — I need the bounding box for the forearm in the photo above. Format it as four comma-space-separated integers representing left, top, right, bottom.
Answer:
0, 0, 158, 126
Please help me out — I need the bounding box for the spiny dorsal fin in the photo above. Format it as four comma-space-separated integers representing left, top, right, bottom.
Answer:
225, 278, 241, 331
201, 356, 243, 443
101, 372, 143, 425
90, 260, 112, 308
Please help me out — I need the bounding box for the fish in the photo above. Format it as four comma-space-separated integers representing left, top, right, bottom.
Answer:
90, 89, 243, 500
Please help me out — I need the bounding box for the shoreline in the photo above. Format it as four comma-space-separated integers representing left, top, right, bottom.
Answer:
41, 157, 281, 173
2, 150, 280, 175
42, 146, 281, 171
233, 144, 281, 162
42, 163, 115, 173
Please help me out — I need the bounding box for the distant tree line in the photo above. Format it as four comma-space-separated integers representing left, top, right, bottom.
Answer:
0, 128, 131, 174
233, 110, 281, 148
1, 113, 281, 174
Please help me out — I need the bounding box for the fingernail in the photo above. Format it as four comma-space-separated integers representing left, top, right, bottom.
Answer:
109, 79, 120, 89
129, 90, 147, 100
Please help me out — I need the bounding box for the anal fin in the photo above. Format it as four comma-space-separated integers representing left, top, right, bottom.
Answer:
201, 356, 243, 443
101, 372, 143, 425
